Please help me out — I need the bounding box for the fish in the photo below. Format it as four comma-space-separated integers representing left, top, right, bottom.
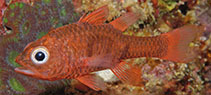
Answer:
14, 6, 205, 91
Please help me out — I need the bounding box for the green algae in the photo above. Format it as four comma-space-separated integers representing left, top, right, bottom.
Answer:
11, 37, 19, 43
61, 8, 66, 16
34, 4, 41, 9
10, 12, 15, 17
37, 32, 48, 39
69, 12, 79, 22
19, 3, 24, 8
55, 23, 63, 28
43, 0, 51, 4
0, 79, 3, 88
8, 51, 21, 67
1, 34, 19, 44
0, 67, 3, 89
73, 12, 79, 17
57, 0, 62, 4
3, 18, 8, 23
22, 21, 31, 35
69, 17, 74, 22
9, 78, 25, 92
10, 4, 16, 10
15, 2, 19, 6
41, 11, 46, 15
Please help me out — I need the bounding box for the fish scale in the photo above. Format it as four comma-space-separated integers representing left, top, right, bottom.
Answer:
44, 23, 169, 77
54, 23, 168, 59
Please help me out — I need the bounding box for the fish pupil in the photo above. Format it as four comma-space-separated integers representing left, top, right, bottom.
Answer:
35, 52, 45, 61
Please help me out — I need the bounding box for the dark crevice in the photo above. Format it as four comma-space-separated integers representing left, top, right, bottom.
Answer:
4, 25, 12, 31
139, 24, 144, 29
179, 2, 190, 15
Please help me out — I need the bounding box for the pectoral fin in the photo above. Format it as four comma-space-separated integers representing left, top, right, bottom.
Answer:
82, 54, 118, 68
77, 74, 106, 91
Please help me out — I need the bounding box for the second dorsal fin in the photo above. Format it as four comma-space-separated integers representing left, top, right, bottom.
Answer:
109, 12, 140, 32
78, 5, 109, 25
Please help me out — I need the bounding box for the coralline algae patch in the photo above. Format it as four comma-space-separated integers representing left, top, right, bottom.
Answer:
0, 0, 80, 94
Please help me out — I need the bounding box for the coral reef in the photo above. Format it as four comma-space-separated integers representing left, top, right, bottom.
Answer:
0, 0, 34, 35
0, 0, 80, 94
0, 0, 210, 95
65, 0, 210, 95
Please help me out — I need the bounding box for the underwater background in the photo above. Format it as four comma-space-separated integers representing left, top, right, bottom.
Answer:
0, 0, 210, 95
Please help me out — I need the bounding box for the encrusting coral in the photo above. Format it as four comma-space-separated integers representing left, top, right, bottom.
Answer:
0, 0, 80, 94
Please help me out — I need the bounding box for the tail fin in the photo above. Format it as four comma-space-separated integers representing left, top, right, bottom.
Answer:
161, 25, 205, 63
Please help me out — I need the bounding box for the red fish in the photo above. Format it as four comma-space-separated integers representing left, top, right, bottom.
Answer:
15, 6, 204, 91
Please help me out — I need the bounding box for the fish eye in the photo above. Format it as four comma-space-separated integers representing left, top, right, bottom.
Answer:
31, 47, 49, 65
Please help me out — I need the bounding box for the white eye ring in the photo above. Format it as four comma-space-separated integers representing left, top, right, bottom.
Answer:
31, 46, 49, 65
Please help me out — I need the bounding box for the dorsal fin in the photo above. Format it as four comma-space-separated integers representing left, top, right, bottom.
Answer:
109, 12, 140, 32
78, 5, 109, 25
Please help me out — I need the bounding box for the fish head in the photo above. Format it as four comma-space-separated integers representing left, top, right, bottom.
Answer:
15, 35, 65, 81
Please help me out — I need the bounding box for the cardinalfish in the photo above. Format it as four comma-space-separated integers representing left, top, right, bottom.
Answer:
15, 6, 204, 91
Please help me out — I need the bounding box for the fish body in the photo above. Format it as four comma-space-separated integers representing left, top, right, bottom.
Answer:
28, 23, 167, 78
15, 6, 204, 91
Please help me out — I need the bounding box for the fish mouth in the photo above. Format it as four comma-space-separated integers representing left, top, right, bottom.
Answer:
15, 67, 35, 76
15, 56, 35, 76
14, 56, 50, 80
15, 55, 36, 76
15, 66, 53, 80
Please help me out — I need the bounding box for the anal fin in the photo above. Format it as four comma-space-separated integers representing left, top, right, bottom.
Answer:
111, 61, 144, 86
77, 74, 106, 91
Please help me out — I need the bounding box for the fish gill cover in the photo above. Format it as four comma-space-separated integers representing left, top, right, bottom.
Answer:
0, 0, 80, 94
